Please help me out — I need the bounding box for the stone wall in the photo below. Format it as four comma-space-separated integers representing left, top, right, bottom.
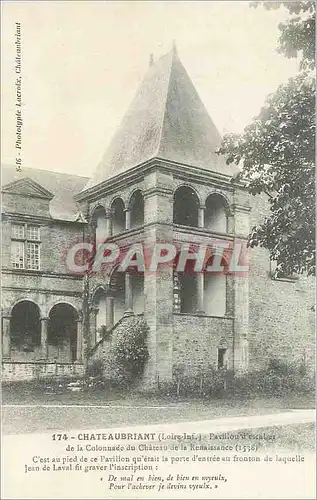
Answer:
172, 314, 234, 375
2, 361, 84, 382
248, 194, 315, 372
2, 214, 85, 375
1, 218, 85, 275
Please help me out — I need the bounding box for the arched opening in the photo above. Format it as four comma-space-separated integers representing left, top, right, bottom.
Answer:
173, 255, 198, 314
205, 194, 228, 233
131, 272, 144, 314
203, 274, 227, 316
92, 288, 108, 342
93, 206, 107, 244
48, 303, 78, 363
111, 198, 125, 235
173, 186, 199, 227
10, 300, 41, 351
203, 254, 228, 316
130, 190, 144, 228
109, 271, 126, 324
109, 268, 145, 323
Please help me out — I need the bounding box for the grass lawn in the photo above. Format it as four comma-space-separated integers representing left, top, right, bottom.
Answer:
1, 381, 315, 435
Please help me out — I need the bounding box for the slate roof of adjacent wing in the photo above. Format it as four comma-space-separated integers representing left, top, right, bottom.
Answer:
84, 46, 235, 191
1, 164, 89, 221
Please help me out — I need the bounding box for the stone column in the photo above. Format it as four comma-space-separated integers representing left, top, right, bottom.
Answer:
40, 317, 49, 359
106, 296, 114, 330
76, 315, 83, 362
125, 273, 133, 312
105, 209, 112, 238
232, 193, 250, 373
196, 273, 205, 314
143, 170, 175, 387
125, 209, 131, 230
198, 205, 205, 228
89, 219, 97, 243
89, 307, 98, 347
2, 314, 11, 359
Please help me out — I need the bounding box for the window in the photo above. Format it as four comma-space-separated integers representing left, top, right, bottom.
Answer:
12, 224, 25, 239
11, 241, 24, 269
27, 242, 40, 270
11, 223, 41, 270
217, 348, 227, 369
27, 225, 40, 241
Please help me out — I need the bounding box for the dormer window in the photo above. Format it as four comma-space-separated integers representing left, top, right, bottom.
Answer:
11, 223, 41, 270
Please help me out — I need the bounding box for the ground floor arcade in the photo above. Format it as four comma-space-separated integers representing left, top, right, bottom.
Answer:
2, 300, 83, 364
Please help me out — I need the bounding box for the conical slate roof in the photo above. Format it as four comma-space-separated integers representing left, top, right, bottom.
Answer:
85, 47, 234, 190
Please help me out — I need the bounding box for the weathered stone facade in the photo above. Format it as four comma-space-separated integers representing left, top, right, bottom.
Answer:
1, 169, 87, 381
1, 48, 315, 383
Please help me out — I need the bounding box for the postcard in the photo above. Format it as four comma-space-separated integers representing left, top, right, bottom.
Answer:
1, 1, 315, 499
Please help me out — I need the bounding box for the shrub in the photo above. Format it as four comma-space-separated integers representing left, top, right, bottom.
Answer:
111, 317, 149, 388
152, 366, 234, 399
148, 358, 315, 399
86, 359, 104, 378
232, 358, 315, 398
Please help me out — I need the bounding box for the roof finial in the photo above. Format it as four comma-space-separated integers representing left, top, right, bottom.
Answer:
149, 53, 154, 66
172, 39, 178, 55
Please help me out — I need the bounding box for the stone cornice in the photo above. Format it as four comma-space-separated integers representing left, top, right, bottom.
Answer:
1, 212, 87, 226
99, 222, 244, 245
232, 203, 251, 213
74, 157, 243, 203
143, 186, 174, 199
2, 268, 83, 280
173, 224, 235, 241
2, 360, 84, 366
2, 286, 83, 296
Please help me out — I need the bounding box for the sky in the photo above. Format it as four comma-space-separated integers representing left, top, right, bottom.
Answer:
1, 1, 299, 178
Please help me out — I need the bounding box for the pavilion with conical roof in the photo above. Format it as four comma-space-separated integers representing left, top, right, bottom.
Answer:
76, 46, 250, 387
83, 45, 236, 191
1, 44, 314, 387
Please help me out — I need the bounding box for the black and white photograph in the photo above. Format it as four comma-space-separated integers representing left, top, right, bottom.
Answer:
1, 1, 315, 498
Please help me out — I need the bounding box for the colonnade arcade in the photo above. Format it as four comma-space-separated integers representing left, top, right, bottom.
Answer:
91, 186, 231, 243
173, 186, 230, 232
88, 185, 232, 341
90, 270, 144, 344
2, 301, 83, 363
93, 190, 145, 243
173, 252, 231, 317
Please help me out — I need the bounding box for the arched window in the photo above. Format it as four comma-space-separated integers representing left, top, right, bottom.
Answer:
109, 270, 126, 324
109, 268, 145, 322
173, 255, 198, 314
173, 186, 199, 227
205, 194, 228, 233
111, 198, 125, 235
130, 191, 144, 228
131, 272, 144, 314
203, 274, 227, 316
10, 300, 41, 350
48, 303, 78, 363
203, 253, 228, 316
92, 287, 108, 342
93, 206, 107, 244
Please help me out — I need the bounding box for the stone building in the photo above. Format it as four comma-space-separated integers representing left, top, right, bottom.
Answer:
1, 47, 315, 383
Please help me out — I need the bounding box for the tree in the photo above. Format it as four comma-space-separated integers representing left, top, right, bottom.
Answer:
219, 1, 315, 277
